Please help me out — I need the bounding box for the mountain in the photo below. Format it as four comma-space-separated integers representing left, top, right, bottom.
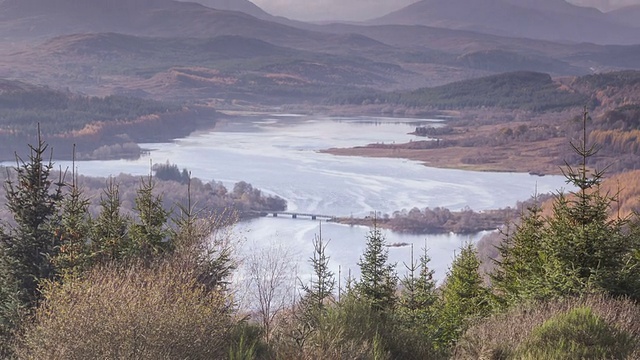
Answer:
0, 0, 315, 46
7, 32, 412, 102
370, 0, 639, 44
607, 5, 640, 28
177, 0, 272, 20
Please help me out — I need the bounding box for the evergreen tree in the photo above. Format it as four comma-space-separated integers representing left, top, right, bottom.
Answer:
436, 243, 490, 349
0, 132, 64, 305
92, 178, 129, 263
300, 226, 335, 315
400, 243, 437, 314
53, 153, 92, 277
539, 110, 632, 298
172, 174, 235, 292
546, 109, 629, 295
291, 226, 336, 348
492, 109, 640, 302
356, 224, 397, 312
128, 175, 172, 261
492, 201, 549, 305
0, 133, 64, 357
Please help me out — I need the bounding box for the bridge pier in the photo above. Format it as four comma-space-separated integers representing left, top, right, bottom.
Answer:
292, 214, 297, 219
272, 213, 278, 217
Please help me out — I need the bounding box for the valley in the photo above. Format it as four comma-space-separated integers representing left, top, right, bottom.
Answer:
1, 0, 640, 357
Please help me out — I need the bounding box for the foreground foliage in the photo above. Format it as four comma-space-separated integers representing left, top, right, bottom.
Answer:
17, 258, 235, 359
455, 295, 640, 359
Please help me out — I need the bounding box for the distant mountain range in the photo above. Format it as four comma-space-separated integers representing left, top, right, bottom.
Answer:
0, 0, 308, 43
1, 0, 640, 104
371, 0, 640, 44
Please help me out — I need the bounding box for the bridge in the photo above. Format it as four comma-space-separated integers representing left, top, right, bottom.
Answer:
250, 211, 336, 221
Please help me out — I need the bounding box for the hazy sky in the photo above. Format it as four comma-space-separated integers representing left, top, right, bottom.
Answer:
251, 0, 640, 21
567, 0, 640, 11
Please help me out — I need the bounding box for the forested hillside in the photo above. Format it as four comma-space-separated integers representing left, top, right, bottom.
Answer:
332, 71, 590, 111
0, 79, 179, 134
0, 79, 216, 161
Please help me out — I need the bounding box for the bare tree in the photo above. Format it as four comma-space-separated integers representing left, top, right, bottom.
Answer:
247, 244, 295, 343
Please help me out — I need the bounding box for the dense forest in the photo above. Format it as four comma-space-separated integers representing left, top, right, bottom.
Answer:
0, 79, 180, 134
0, 112, 639, 359
330, 71, 591, 112
0, 79, 217, 161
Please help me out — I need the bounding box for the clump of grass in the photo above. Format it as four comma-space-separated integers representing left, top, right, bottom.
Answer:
516, 306, 636, 359
454, 294, 640, 359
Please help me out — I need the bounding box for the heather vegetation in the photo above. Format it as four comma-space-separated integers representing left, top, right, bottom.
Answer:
1, 112, 640, 359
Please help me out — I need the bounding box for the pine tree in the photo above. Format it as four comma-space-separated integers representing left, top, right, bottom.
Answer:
92, 177, 129, 263
492, 109, 640, 302
301, 226, 335, 313
172, 174, 235, 292
128, 174, 172, 261
436, 243, 490, 349
543, 109, 631, 298
0, 132, 64, 305
356, 224, 397, 312
400, 243, 437, 314
300, 225, 335, 323
53, 151, 92, 277
492, 201, 548, 305
291, 226, 336, 348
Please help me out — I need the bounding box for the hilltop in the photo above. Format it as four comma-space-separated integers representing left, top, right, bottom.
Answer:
371, 0, 640, 44
178, 0, 273, 20
0, 0, 311, 43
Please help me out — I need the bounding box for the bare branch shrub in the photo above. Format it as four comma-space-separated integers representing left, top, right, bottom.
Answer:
16, 257, 237, 359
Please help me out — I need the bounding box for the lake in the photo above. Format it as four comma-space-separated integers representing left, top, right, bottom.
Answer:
53, 114, 570, 283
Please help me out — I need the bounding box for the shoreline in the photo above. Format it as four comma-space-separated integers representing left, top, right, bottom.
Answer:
321, 140, 566, 175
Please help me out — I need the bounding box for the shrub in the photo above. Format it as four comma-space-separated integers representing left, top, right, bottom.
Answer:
268, 295, 442, 360
516, 306, 635, 359
16, 257, 235, 359
454, 294, 640, 359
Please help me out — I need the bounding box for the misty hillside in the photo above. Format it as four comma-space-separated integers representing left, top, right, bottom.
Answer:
177, 0, 272, 20
607, 4, 640, 28
38, 33, 300, 60
371, 0, 639, 44
3, 0, 640, 105
0, 0, 317, 45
